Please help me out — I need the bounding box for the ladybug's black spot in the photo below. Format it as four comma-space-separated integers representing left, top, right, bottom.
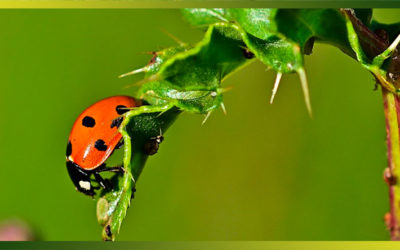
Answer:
94, 139, 107, 151
116, 105, 128, 115
110, 117, 123, 129
82, 116, 96, 128
66, 141, 72, 157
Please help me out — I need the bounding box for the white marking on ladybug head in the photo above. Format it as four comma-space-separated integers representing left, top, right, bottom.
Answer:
79, 181, 91, 191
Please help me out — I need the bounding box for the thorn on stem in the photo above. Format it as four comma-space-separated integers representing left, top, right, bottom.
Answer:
388, 34, 400, 54
220, 86, 233, 94
160, 28, 186, 46
385, 212, 394, 232
270, 72, 283, 104
373, 34, 400, 67
220, 103, 227, 115
384, 167, 397, 186
202, 111, 212, 126
297, 68, 312, 117
119, 67, 146, 78
123, 76, 156, 89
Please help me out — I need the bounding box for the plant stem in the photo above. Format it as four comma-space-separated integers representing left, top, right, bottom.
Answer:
342, 9, 400, 239
383, 88, 400, 240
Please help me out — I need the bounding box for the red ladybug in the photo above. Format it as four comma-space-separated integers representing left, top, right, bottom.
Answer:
66, 96, 141, 196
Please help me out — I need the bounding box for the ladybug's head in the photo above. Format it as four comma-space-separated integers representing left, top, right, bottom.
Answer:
66, 160, 96, 196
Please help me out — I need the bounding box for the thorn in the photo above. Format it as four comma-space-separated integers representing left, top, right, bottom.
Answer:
388, 34, 400, 54
385, 212, 394, 231
122, 80, 145, 89
129, 173, 136, 184
138, 51, 157, 55
220, 103, 227, 115
297, 68, 312, 117
201, 111, 212, 126
384, 167, 397, 186
270, 72, 283, 104
122, 75, 156, 89
156, 109, 169, 118
220, 86, 233, 94
373, 33, 400, 67
160, 28, 186, 46
119, 67, 146, 78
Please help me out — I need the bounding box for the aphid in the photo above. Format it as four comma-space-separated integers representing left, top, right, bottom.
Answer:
143, 131, 164, 156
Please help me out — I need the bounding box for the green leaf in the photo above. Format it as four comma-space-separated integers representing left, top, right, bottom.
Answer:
138, 80, 224, 114
119, 45, 189, 79
138, 23, 252, 114
227, 9, 278, 40
144, 46, 190, 77
96, 108, 180, 241
183, 9, 358, 73
182, 8, 228, 26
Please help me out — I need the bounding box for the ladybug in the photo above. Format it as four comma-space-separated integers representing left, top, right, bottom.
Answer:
66, 96, 142, 196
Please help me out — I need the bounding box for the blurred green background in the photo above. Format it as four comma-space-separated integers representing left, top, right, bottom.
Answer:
0, 9, 398, 241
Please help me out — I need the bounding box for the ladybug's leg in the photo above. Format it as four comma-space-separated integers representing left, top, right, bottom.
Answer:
115, 139, 124, 149
96, 163, 125, 173
93, 173, 113, 191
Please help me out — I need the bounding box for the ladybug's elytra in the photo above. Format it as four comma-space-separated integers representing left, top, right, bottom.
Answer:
66, 96, 141, 196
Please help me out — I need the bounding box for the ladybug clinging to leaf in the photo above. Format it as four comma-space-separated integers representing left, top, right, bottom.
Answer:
65, 96, 163, 196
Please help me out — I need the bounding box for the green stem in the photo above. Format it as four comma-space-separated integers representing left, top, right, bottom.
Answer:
383, 89, 400, 240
